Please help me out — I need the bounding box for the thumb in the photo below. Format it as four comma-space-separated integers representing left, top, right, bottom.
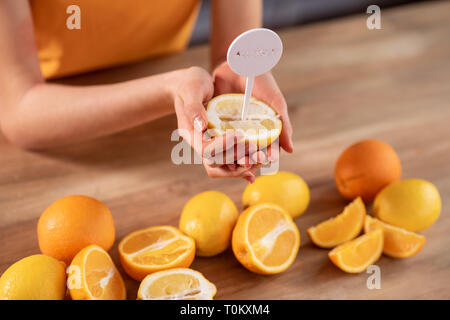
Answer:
179, 80, 212, 133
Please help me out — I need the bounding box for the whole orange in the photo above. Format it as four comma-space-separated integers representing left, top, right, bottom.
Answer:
37, 195, 115, 264
334, 139, 401, 202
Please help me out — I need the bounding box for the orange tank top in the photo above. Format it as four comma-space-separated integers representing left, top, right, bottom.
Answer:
29, 0, 200, 79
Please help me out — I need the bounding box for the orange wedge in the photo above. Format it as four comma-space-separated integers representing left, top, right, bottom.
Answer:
137, 268, 217, 300
118, 225, 195, 281
364, 216, 426, 258
232, 203, 300, 275
68, 245, 126, 300
328, 229, 384, 273
307, 197, 366, 248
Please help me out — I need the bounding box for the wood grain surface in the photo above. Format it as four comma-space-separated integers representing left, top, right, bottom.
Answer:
1, 1, 449, 299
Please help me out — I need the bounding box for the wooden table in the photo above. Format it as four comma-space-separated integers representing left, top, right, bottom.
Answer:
1, 0, 449, 299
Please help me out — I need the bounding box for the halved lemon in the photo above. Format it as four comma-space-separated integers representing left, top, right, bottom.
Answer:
364, 216, 426, 258
68, 245, 126, 300
206, 94, 282, 148
328, 229, 384, 273
137, 268, 217, 300
118, 225, 195, 281
307, 197, 366, 248
232, 203, 300, 275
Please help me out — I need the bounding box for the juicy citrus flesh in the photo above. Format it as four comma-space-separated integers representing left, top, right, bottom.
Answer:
137, 268, 217, 300
328, 229, 384, 273
179, 191, 238, 257
69, 245, 126, 300
0, 255, 66, 300
206, 94, 282, 148
307, 197, 366, 248
232, 203, 300, 275
242, 171, 310, 219
37, 195, 115, 264
364, 216, 426, 258
119, 226, 195, 281
373, 179, 441, 232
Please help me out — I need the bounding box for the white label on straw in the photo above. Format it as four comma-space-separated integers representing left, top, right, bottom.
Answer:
227, 28, 283, 120
227, 28, 283, 77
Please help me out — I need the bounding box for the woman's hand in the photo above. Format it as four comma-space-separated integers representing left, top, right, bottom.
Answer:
171, 66, 258, 181
213, 62, 294, 160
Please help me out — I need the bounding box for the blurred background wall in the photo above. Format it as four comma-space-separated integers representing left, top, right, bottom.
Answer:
190, 0, 423, 45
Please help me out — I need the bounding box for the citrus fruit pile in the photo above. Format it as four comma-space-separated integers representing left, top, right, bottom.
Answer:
0, 135, 442, 299
306, 139, 440, 274
0, 171, 309, 300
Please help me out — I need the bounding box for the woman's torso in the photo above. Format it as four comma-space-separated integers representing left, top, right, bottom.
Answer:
30, 0, 199, 79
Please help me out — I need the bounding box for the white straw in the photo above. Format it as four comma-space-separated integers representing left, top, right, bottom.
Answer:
241, 76, 254, 120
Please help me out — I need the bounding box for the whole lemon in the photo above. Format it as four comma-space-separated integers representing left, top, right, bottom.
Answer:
38, 195, 115, 264
373, 179, 441, 232
242, 171, 310, 218
0, 255, 66, 300
334, 139, 402, 203
179, 191, 238, 257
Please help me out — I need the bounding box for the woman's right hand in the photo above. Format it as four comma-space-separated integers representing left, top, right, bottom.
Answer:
171, 67, 263, 182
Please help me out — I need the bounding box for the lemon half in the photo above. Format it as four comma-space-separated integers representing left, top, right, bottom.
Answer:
206, 94, 282, 148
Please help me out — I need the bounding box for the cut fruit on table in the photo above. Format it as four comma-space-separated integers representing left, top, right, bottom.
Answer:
119, 225, 195, 281
364, 216, 426, 258
137, 268, 217, 300
328, 229, 384, 273
307, 197, 366, 248
232, 203, 300, 275
68, 245, 126, 300
206, 94, 282, 148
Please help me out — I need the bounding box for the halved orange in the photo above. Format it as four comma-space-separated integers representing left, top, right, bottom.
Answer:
364, 215, 426, 258
307, 197, 366, 248
118, 225, 195, 281
68, 245, 126, 300
232, 203, 300, 275
328, 229, 384, 273
137, 268, 217, 300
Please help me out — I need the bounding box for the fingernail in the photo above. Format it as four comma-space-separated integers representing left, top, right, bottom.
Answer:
261, 153, 267, 163
194, 117, 204, 132
253, 152, 266, 164
246, 173, 256, 183
245, 170, 255, 177
245, 175, 255, 183
237, 157, 250, 167
203, 130, 213, 141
